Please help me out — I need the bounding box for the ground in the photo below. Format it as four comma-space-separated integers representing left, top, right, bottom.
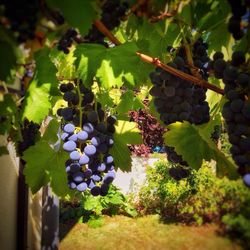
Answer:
59, 215, 241, 250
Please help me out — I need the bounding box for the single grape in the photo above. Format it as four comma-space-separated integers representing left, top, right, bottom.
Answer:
107, 137, 114, 147
107, 124, 115, 133
61, 132, 69, 141
60, 84, 68, 92
213, 52, 224, 61
213, 59, 227, 73
84, 145, 97, 156
87, 111, 98, 123
70, 150, 81, 161
79, 154, 90, 165
103, 171, 115, 184
83, 92, 94, 104
149, 86, 163, 97
243, 174, 250, 187
83, 123, 94, 134
232, 51, 245, 66
88, 180, 96, 189
96, 122, 107, 133
61, 108, 74, 121
91, 186, 101, 196
77, 130, 88, 141
164, 86, 175, 97
236, 73, 249, 87
65, 166, 71, 174
92, 174, 101, 182
97, 163, 106, 172
230, 99, 244, 113
100, 183, 109, 196
70, 163, 81, 172
68, 133, 78, 142
63, 91, 75, 102
63, 140, 76, 152
84, 168, 92, 179
91, 137, 101, 146
73, 172, 85, 183
68, 181, 77, 189
107, 115, 117, 125
104, 155, 113, 164
76, 182, 88, 192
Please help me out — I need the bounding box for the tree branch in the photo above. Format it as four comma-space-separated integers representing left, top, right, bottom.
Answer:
93, 20, 121, 45
94, 20, 224, 95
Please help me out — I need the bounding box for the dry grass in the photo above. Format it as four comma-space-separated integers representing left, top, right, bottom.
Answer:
60, 215, 241, 250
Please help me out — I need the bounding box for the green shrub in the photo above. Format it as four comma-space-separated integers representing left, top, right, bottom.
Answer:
60, 185, 137, 226
137, 160, 250, 226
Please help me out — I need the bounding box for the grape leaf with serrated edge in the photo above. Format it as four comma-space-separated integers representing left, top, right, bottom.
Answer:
110, 120, 142, 172
164, 121, 238, 179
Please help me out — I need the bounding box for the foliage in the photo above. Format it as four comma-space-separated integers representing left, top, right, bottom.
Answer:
221, 193, 250, 249
0, 0, 248, 197
60, 185, 137, 227
137, 160, 250, 225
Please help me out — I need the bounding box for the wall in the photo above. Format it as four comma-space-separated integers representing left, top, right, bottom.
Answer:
0, 138, 18, 250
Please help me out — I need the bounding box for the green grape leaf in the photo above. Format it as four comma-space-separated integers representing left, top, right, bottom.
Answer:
110, 135, 132, 172
96, 91, 114, 108
22, 47, 60, 123
74, 42, 148, 88
34, 47, 59, 95
21, 79, 51, 123
46, 0, 99, 35
23, 140, 52, 193
126, 16, 181, 59
0, 94, 19, 134
50, 48, 76, 80
110, 120, 142, 172
116, 90, 144, 119
196, 0, 230, 31
206, 22, 231, 54
164, 121, 238, 179
115, 120, 142, 145
49, 150, 71, 197
23, 138, 71, 197
42, 119, 60, 144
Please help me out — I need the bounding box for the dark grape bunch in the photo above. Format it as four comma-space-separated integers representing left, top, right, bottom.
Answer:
57, 81, 117, 196
85, 0, 128, 45
149, 39, 211, 180
0, 0, 40, 42
210, 50, 250, 186
227, 0, 250, 40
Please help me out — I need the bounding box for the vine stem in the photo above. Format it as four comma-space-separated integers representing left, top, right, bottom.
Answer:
93, 20, 224, 95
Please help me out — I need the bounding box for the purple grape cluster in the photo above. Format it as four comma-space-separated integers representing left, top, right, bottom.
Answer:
210, 50, 250, 186
149, 40, 211, 180
57, 80, 117, 196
